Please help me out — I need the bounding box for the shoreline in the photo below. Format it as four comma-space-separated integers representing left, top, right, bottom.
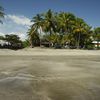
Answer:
0, 48, 100, 56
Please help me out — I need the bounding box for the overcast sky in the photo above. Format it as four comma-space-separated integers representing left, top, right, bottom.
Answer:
0, 0, 100, 40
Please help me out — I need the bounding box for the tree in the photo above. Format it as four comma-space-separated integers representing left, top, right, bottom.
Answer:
56, 12, 76, 35
31, 14, 43, 32
5, 34, 22, 44
29, 9, 57, 48
31, 14, 43, 46
28, 26, 40, 47
94, 27, 100, 40
29, 10, 92, 49
22, 39, 30, 48
0, 34, 23, 49
0, 6, 4, 23
73, 18, 91, 49
43, 33, 60, 46
43, 9, 56, 35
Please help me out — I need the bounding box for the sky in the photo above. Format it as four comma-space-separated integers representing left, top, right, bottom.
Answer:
0, 0, 100, 40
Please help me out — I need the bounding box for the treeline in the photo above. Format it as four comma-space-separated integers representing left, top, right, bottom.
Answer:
0, 6, 100, 49
28, 9, 100, 49
0, 34, 23, 49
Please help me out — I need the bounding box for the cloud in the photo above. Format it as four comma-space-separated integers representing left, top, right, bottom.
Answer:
0, 32, 27, 40
0, 14, 32, 40
9, 32, 27, 40
6, 15, 33, 26
0, 32, 4, 36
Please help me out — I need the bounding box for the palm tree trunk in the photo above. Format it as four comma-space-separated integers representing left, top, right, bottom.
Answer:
30, 38, 34, 48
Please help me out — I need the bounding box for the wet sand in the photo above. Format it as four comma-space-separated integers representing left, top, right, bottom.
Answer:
0, 48, 100, 100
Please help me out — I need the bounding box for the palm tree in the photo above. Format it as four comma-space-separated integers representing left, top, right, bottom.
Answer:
31, 14, 43, 46
53, 12, 76, 48
0, 6, 4, 23
43, 9, 56, 35
31, 14, 43, 29
73, 18, 91, 49
56, 12, 76, 35
28, 10, 92, 49
27, 25, 39, 48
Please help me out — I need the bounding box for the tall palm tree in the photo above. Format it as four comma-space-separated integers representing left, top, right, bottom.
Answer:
56, 12, 76, 35
27, 26, 35, 48
31, 14, 43, 46
43, 9, 56, 35
54, 12, 76, 48
0, 6, 4, 23
27, 25, 39, 48
73, 18, 91, 49
31, 14, 43, 29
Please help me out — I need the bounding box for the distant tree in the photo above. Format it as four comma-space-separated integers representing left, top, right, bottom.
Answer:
4, 34, 23, 49
5, 34, 20, 43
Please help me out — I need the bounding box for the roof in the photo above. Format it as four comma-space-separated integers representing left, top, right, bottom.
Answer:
92, 41, 100, 44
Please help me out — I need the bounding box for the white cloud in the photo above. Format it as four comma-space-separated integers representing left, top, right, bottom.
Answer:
0, 32, 27, 41
0, 32, 5, 36
9, 32, 27, 40
0, 14, 32, 40
6, 15, 33, 26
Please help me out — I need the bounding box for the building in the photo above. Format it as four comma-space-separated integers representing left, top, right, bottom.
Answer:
92, 41, 100, 48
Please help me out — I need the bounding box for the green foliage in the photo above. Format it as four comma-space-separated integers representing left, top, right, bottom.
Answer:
94, 27, 100, 41
4, 34, 22, 44
86, 44, 95, 50
22, 39, 30, 48
0, 35, 4, 40
0, 34, 23, 49
27, 26, 40, 47
28, 10, 98, 49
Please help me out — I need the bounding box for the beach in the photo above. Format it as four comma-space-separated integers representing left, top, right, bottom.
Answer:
0, 48, 100, 100
0, 48, 100, 56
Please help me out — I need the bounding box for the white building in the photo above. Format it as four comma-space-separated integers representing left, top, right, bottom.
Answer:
92, 41, 100, 47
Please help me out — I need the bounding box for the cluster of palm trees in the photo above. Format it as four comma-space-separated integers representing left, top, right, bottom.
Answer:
28, 9, 94, 49
0, 6, 100, 49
